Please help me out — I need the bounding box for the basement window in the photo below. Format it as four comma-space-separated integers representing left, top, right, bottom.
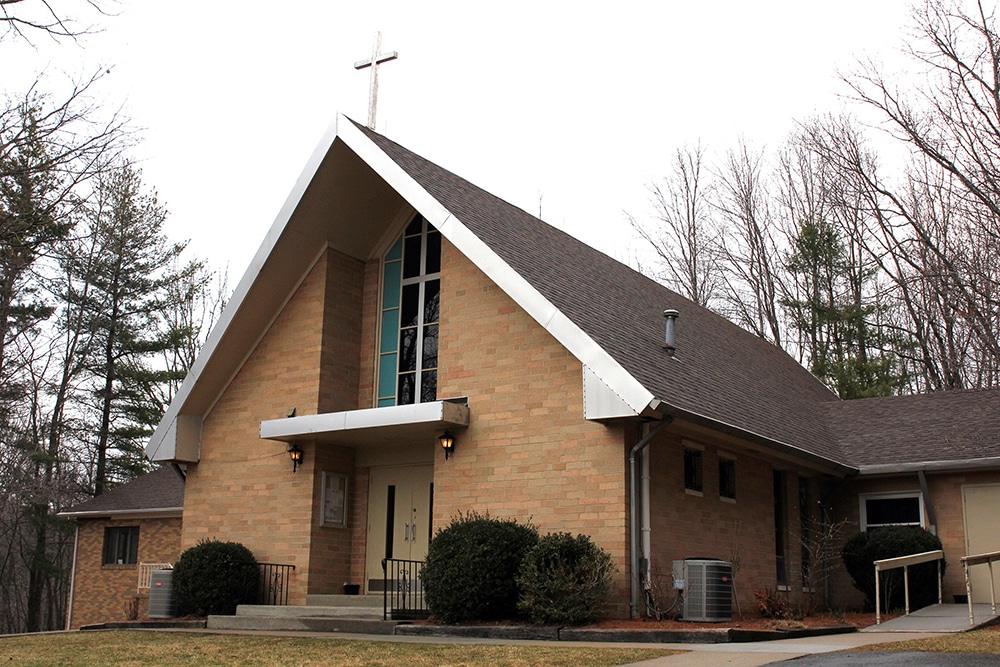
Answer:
859, 492, 924, 531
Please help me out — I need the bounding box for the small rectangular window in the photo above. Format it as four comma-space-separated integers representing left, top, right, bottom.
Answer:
321, 472, 349, 528
684, 448, 703, 493
103, 526, 139, 565
719, 458, 736, 500
861, 493, 923, 531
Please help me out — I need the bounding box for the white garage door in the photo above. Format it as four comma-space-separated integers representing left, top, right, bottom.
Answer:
962, 484, 1000, 603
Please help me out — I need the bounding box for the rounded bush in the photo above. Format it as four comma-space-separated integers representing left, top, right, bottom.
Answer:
422, 511, 538, 623
841, 526, 944, 612
516, 532, 615, 625
172, 539, 259, 616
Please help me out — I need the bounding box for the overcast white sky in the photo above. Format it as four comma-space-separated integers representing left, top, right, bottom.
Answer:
7, 0, 914, 280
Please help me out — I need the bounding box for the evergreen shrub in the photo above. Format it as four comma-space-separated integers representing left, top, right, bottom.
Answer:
421, 511, 538, 623
172, 539, 259, 616
516, 532, 615, 625
841, 526, 944, 612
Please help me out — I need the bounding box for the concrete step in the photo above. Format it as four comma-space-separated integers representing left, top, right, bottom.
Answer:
235, 604, 383, 619
208, 614, 398, 634
306, 594, 383, 609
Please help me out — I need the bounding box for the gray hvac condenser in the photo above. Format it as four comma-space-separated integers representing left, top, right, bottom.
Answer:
148, 569, 177, 618
673, 559, 733, 622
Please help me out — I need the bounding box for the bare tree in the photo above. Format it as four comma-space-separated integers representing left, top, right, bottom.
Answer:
626, 143, 719, 307
714, 140, 787, 347
0, 0, 111, 43
839, 0, 1000, 384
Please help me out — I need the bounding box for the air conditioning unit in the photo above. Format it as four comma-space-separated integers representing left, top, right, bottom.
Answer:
673, 559, 732, 622
148, 569, 177, 618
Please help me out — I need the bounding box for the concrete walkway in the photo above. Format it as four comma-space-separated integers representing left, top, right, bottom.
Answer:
861, 603, 999, 633
613, 630, 945, 667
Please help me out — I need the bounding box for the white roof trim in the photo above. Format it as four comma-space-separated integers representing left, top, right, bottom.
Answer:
146, 120, 344, 462
858, 456, 1000, 475
336, 118, 657, 416
58, 507, 184, 519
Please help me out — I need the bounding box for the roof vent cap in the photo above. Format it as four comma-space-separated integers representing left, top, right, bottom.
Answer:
663, 309, 679, 356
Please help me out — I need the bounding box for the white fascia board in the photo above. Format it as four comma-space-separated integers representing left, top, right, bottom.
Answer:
58, 507, 184, 519
858, 456, 1000, 475
146, 120, 344, 462
337, 118, 656, 417
260, 400, 470, 441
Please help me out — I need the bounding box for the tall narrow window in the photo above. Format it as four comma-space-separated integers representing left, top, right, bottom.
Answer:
773, 470, 788, 587
377, 215, 441, 407
684, 448, 703, 493
719, 457, 736, 500
799, 476, 811, 588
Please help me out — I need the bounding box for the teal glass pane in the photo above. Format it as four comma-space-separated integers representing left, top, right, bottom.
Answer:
380, 309, 399, 353
386, 237, 403, 261
378, 353, 397, 401
382, 260, 401, 306
378, 397, 395, 408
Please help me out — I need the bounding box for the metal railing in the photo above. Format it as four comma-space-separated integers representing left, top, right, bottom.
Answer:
961, 549, 1000, 625
258, 562, 296, 606
873, 549, 943, 624
136, 562, 173, 593
382, 558, 429, 620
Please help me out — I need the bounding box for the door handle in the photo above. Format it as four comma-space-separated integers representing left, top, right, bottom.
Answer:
404, 522, 410, 542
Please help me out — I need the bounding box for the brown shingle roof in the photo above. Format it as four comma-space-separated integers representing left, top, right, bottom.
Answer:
60, 466, 184, 516
354, 122, 849, 468
829, 388, 1000, 468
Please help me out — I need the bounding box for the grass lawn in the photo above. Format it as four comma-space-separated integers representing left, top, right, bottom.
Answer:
0, 630, 677, 667
859, 626, 1000, 654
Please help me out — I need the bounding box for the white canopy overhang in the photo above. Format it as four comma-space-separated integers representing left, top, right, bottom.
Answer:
259, 398, 470, 447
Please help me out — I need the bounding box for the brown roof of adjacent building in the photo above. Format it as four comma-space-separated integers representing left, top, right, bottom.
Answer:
828, 388, 1000, 469
60, 465, 185, 517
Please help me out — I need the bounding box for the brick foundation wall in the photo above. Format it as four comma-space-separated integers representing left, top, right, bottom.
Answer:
68, 516, 181, 629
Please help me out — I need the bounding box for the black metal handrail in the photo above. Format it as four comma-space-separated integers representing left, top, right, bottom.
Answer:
258, 562, 296, 605
382, 558, 429, 620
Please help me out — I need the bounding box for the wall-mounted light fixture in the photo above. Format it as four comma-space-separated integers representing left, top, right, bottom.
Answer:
439, 431, 455, 460
288, 444, 304, 472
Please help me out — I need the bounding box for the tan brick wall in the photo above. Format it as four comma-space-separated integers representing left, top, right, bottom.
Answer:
181, 248, 364, 605
68, 516, 181, 629
434, 241, 631, 616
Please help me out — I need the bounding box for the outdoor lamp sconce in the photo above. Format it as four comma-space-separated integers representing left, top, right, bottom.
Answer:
288, 444, 304, 472
439, 431, 455, 460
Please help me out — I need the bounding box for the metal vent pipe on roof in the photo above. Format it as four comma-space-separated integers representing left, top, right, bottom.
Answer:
663, 309, 679, 354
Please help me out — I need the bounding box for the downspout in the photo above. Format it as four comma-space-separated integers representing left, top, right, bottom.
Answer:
918, 470, 937, 535
629, 415, 673, 618
65, 523, 79, 631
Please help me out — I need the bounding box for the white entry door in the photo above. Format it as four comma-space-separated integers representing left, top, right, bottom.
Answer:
366, 465, 434, 591
962, 484, 1000, 603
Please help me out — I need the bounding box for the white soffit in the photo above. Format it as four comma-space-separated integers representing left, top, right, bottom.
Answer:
337, 117, 657, 417
146, 120, 345, 462
260, 400, 470, 446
